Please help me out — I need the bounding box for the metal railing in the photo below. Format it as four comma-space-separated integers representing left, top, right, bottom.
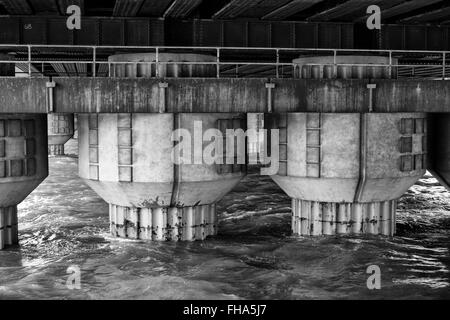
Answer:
0, 44, 448, 80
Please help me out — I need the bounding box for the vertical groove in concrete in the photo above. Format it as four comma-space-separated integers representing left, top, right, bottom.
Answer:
48, 144, 64, 156
354, 113, 368, 202
47, 113, 74, 156
170, 113, 181, 207
292, 200, 396, 237
0, 206, 18, 250
88, 114, 99, 180
109, 204, 217, 241
117, 113, 133, 182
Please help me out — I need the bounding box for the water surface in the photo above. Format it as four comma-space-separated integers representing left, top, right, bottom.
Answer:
0, 140, 449, 299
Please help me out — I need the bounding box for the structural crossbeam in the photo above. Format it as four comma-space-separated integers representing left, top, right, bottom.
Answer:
1, 77, 449, 114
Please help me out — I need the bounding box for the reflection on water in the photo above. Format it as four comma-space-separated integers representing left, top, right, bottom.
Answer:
0, 139, 449, 300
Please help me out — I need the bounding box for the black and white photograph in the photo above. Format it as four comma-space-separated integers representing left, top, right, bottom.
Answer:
0, 0, 449, 308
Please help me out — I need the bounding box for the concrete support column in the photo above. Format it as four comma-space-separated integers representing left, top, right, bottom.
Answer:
1, 57, 49, 250
78, 112, 245, 241
110, 203, 217, 241
78, 53, 246, 242
0, 114, 49, 249
270, 112, 425, 237
269, 56, 426, 237
0, 206, 18, 249
48, 113, 75, 156
292, 199, 396, 236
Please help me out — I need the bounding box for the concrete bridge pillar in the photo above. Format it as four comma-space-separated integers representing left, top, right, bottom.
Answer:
78, 53, 246, 241
0, 114, 48, 249
0, 55, 49, 250
48, 113, 74, 156
268, 56, 427, 237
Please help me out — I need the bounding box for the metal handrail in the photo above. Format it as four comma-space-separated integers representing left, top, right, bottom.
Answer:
1, 44, 448, 79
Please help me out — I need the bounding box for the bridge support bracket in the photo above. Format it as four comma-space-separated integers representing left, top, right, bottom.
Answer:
367, 83, 377, 112
46, 80, 56, 113
265, 82, 276, 113
158, 82, 169, 113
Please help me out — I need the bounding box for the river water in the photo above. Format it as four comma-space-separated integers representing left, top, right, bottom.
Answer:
0, 139, 449, 300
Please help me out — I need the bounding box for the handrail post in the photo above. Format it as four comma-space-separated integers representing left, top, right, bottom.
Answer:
443, 52, 446, 80
216, 48, 220, 78
333, 49, 337, 78
28, 45, 32, 77
389, 51, 393, 78
276, 49, 280, 78
156, 47, 159, 78
92, 46, 96, 78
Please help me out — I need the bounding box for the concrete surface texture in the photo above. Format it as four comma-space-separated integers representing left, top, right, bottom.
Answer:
0, 114, 49, 249
78, 53, 247, 241
269, 55, 426, 236
293, 55, 398, 79
110, 203, 217, 241
109, 53, 217, 78
47, 113, 74, 156
292, 199, 397, 236
271, 112, 427, 236
3, 77, 450, 114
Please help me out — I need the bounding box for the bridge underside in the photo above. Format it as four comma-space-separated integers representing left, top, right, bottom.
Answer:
1, 0, 450, 52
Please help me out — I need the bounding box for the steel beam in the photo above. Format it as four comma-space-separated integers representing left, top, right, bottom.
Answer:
164, 0, 203, 18
262, 0, 323, 20
0, 16, 449, 50
381, 0, 443, 20
112, 0, 145, 17
139, 0, 173, 17
212, 0, 262, 19
401, 6, 450, 24
0, 0, 32, 14
28, 0, 59, 14
308, 0, 404, 22
240, 0, 292, 18
57, 0, 85, 15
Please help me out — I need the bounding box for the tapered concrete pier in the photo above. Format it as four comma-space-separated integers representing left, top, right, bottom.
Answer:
268, 56, 427, 237
0, 114, 48, 249
0, 57, 49, 249
78, 53, 246, 241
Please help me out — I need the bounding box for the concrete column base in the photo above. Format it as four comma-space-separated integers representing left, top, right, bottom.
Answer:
0, 206, 18, 250
292, 199, 396, 237
48, 144, 65, 156
109, 204, 217, 241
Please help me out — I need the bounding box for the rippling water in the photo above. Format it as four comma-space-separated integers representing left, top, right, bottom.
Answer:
0, 139, 449, 300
